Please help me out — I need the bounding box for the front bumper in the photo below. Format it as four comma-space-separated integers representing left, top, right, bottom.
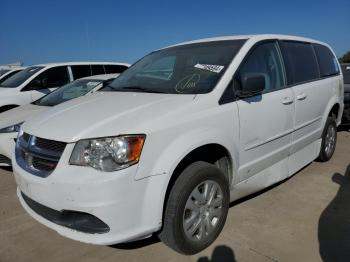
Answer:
13, 144, 162, 245
0, 132, 17, 165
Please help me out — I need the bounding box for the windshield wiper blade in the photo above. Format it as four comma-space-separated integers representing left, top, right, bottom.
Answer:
110, 86, 165, 93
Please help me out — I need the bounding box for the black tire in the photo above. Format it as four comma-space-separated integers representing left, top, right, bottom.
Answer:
317, 116, 337, 162
159, 161, 230, 255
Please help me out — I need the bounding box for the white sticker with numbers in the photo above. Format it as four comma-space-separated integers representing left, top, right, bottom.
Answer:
194, 64, 224, 73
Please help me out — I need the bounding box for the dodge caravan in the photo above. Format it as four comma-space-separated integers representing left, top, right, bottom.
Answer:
13, 35, 344, 254
0, 62, 129, 113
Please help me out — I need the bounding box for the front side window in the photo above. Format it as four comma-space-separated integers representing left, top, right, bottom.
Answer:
24, 66, 70, 90
280, 41, 320, 85
34, 79, 103, 106
104, 40, 246, 94
0, 66, 43, 88
313, 44, 340, 77
235, 41, 285, 92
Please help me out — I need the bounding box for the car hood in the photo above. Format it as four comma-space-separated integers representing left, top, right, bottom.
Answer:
0, 104, 46, 129
0, 87, 18, 96
22, 92, 197, 142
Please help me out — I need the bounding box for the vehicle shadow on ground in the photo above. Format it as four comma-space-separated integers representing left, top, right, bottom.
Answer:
198, 245, 236, 262
318, 164, 350, 262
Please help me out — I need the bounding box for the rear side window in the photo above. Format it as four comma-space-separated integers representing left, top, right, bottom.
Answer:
91, 65, 105, 75
313, 44, 340, 77
104, 65, 128, 74
280, 41, 320, 85
71, 65, 92, 79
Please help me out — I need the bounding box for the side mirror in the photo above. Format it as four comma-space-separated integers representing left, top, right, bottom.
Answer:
236, 73, 265, 98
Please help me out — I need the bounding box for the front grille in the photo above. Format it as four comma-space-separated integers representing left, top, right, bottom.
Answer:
32, 157, 58, 172
0, 154, 11, 165
35, 137, 66, 153
22, 132, 30, 142
15, 133, 67, 177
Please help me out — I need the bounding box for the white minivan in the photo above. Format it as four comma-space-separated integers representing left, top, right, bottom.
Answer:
0, 62, 129, 113
13, 35, 344, 254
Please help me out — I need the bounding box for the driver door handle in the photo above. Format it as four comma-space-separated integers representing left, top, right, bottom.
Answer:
282, 97, 294, 105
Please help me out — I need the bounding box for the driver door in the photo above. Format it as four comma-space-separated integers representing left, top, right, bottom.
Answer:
235, 41, 295, 184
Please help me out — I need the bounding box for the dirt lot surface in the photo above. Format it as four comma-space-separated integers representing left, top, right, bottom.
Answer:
0, 131, 349, 262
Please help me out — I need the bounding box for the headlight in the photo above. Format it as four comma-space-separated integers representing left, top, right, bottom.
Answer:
0, 122, 24, 133
69, 135, 145, 172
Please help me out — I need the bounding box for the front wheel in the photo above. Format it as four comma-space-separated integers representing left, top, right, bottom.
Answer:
159, 161, 230, 255
317, 117, 337, 162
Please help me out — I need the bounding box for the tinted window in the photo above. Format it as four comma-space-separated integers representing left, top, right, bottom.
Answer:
280, 41, 320, 85
91, 65, 105, 75
104, 65, 128, 74
71, 65, 92, 79
313, 44, 340, 77
235, 41, 285, 92
341, 65, 350, 84
24, 66, 70, 90
0, 66, 43, 88
0, 69, 23, 84
35, 79, 103, 106
105, 40, 246, 94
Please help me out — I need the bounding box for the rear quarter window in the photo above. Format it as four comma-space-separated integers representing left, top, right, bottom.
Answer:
313, 44, 340, 77
280, 41, 320, 85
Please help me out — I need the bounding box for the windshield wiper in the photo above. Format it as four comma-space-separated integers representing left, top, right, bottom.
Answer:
106, 85, 165, 93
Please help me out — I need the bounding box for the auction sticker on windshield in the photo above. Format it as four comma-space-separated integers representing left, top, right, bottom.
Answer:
194, 64, 224, 73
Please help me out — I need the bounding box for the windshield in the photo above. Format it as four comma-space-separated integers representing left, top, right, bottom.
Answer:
34, 79, 103, 106
0, 66, 43, 88
103, 40, 246, 94
341, 65, 350, 84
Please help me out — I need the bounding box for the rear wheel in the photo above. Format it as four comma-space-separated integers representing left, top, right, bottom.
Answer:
317, 117, 337, 162
159, 161, 229, 255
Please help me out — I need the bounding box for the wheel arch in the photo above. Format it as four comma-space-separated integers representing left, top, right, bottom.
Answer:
159, 142, 234, 229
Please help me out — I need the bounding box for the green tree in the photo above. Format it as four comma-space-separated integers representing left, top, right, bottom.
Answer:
339, 51, 350, 63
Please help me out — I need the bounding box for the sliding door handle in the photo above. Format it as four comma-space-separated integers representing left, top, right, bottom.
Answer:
297, 93, 307, 101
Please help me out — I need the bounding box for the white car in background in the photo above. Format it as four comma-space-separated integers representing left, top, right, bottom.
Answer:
0, 74, 119, 165
0, 62, 129, 113
0, 67, 26, 84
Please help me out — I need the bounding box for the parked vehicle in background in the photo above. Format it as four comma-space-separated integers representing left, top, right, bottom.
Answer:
0, 62, 129, 113
0, 74, 119, 166
13, 35, 343, 255
341, 63, 350, 124
0, 67, 26, 85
